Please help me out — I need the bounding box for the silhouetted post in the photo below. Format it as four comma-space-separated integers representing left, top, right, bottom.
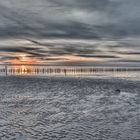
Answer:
5, 65, 8, 76
64, 69, 67, 76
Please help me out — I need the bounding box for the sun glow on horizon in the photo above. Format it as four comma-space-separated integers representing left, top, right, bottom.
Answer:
11, 54, 38, 65
9, 54, 36, 75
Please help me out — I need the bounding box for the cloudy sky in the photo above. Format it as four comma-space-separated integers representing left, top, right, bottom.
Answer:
0, 0, 140, 66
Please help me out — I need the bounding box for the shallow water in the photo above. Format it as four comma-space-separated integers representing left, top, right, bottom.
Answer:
0, 76, 140, 140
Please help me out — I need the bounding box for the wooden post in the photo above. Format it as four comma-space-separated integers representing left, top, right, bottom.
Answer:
5, 65, 8, 76
64, 69, 67, 76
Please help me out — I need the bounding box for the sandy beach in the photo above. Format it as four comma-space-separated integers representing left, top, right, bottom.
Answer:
0, 76, 139, 140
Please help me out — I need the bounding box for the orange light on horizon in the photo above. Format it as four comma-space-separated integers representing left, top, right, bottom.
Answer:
8, 53, 101, 65
46, 55, 99, 62
10, 54, 38, 65
11, 59, 38, 65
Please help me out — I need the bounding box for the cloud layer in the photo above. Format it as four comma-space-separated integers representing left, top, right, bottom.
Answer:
0, 0, 140, 66
0, 0, 140, 38
0, 38, 139, 66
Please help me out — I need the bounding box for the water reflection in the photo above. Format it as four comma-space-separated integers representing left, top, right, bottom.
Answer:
8, 65, 33, 75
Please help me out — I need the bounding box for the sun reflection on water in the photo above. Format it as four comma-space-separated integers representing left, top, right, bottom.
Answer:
12, 65, 33, 75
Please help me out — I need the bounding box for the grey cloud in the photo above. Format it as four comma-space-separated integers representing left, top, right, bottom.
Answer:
0, 56, 19, 61
0, 0, 140, 66
76, 54, 120, 59
0, 0, 140, 38
41, 58, 67, 61
0, 46, 39, 52
0, 38, 139, 65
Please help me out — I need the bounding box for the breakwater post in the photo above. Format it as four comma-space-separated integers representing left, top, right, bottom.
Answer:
5, 65, 8, 76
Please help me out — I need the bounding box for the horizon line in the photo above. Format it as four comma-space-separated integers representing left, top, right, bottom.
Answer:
0, 63, 140, 68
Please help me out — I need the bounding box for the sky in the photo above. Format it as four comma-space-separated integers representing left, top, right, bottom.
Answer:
0, 0, 140, 66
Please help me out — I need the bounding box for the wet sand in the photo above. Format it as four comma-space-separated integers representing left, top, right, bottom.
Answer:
0, 76, 140, 140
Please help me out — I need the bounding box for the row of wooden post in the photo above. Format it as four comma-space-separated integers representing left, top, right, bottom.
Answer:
2, 65, 140, 76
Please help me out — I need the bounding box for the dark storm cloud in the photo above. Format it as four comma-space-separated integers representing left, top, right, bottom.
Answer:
0, 46, 39, 52
0, 0, 140, 38
119, 52, 140, 55
0, 0, 140, 66
0, 56, 19, 61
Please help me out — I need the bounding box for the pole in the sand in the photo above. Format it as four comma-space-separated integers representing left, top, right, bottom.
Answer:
5, 65, 8, 76
64, 69, 66, 76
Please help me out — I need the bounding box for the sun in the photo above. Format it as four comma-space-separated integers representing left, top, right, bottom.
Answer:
19, 54, 28, 62
11, 54, 38, 65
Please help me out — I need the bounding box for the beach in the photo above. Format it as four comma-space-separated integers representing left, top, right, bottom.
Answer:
0, 76, 140, 140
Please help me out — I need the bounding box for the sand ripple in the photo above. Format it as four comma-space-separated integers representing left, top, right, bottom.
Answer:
0, 77, 140, 140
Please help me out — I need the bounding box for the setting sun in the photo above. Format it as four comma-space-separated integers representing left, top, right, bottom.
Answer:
11, 53, 38, 65
19, 54, 28, 62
